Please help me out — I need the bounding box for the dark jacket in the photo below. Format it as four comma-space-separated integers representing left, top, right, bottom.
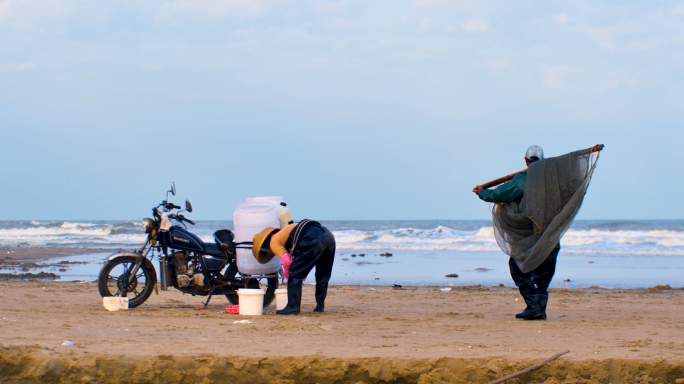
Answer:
284, 219, 323, 255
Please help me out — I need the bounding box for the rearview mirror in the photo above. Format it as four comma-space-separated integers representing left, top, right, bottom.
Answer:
170, 182, 176, 196
185, 200, 193, 213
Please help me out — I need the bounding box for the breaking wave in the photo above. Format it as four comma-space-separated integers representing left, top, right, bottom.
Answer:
1, 220, 683, 256
0, 221, 147, 248
332, 226, 684, 256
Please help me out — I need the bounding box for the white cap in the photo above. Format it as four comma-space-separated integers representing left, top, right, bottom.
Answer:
525, 145, 544, 162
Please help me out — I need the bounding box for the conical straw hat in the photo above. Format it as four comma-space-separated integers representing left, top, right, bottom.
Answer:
252, 227, 280, 263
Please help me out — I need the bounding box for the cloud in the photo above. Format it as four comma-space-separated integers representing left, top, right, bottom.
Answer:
461, 19, 488, 32
314, 1, 349, 15
488, 59, 511, 73
585, 27, 616, 50
0, 1, 10, 20
0, 60, 36, 72
413, 0, 452, 10
0, 0, 76, 30
419, 17, 431, 31
598, 69, 635, 90
15, 61, 35, 70
542, 66, 573, 89
161, 0, 268, 19
554, 13, 568, 25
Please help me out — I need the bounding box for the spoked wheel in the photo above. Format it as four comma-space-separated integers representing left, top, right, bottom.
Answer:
223, 264, 278, 307
98, 256, 156, 308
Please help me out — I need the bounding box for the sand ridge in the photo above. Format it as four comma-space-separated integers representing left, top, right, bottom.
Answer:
2, 345, 684, 384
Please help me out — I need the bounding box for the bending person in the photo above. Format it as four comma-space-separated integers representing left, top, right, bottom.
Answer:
472, 146, 559, 321
253, 219, 336, 315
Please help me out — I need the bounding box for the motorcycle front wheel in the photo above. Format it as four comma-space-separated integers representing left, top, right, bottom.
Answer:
98, 256, 156, 308
223, 264, 278, 307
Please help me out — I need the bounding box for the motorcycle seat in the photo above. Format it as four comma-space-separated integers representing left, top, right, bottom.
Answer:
204, 242, 227, 259
213, 229, 236, 255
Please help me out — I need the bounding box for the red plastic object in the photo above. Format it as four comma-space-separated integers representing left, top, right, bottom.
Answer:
226, 305, 239, 314
198, 306, 207, 310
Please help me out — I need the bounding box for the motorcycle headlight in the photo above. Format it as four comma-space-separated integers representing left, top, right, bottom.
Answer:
143, 218, 156, 234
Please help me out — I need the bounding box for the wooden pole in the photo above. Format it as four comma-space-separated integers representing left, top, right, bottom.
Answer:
477, 144, 604, 190
479, 169, 527, 190
487, 350, 570, 384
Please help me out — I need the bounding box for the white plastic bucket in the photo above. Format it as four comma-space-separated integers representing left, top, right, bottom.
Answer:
246, 196, 284, 206
237, 289, 265, 316
274, 288, 288, 310
233, 201, 282, 275
246, 197, 293, 229
102, 297, 129, 312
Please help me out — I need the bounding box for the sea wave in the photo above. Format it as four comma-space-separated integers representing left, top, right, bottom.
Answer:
1, 221, 683, 255
331, 226, 684, 256
0, 221, 144, 247
562, 229, 684, 246
332, 226, 495, 244
0, 226, 114, 237
0, 226, 141, 237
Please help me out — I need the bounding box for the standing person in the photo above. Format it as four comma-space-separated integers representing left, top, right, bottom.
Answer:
252, 219, 336, 315
472, 146, 559, 321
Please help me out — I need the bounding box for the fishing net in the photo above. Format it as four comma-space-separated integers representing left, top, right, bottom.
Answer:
491, 149, 600, 273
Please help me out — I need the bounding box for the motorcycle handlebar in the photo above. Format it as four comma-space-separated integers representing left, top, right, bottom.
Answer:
174, 214, 195, 226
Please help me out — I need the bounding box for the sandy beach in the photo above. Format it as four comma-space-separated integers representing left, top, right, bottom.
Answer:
1, 278, 683, 383
4, 0, 683, 380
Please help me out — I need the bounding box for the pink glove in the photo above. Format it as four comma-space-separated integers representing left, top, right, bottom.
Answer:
281, 253, 292, 280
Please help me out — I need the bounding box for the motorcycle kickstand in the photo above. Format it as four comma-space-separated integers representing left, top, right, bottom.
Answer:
198, 293, 213, 310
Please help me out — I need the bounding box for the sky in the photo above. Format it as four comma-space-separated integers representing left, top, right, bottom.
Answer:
1, 0, 683, 220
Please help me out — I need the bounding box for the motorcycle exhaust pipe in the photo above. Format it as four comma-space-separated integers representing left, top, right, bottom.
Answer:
160, 258, 171, 291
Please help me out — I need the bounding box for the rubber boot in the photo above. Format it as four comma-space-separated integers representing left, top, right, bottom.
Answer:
538, 290, 549, 320
276, 278, 302, 315
313, 278, 329, 313
515, 286, 543, 320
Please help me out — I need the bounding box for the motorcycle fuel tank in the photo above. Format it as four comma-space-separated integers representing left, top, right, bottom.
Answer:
165, 226, 205, 252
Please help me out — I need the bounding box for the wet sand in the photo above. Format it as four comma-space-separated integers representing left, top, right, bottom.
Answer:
1, 281, 684, 383
0, 246, 111, 261
0, 247, 114, 281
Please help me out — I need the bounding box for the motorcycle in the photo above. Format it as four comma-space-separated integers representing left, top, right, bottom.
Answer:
97, 182, 279, 308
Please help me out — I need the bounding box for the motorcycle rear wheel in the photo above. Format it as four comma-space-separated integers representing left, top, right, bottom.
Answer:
98, 256, 156, 308
223, 264, 278, 307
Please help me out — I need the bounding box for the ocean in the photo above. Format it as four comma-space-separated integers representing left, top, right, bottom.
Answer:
2, 220, 683, 288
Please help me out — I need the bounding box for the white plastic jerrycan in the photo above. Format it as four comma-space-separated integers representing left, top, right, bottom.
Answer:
276, 202, 293, 229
